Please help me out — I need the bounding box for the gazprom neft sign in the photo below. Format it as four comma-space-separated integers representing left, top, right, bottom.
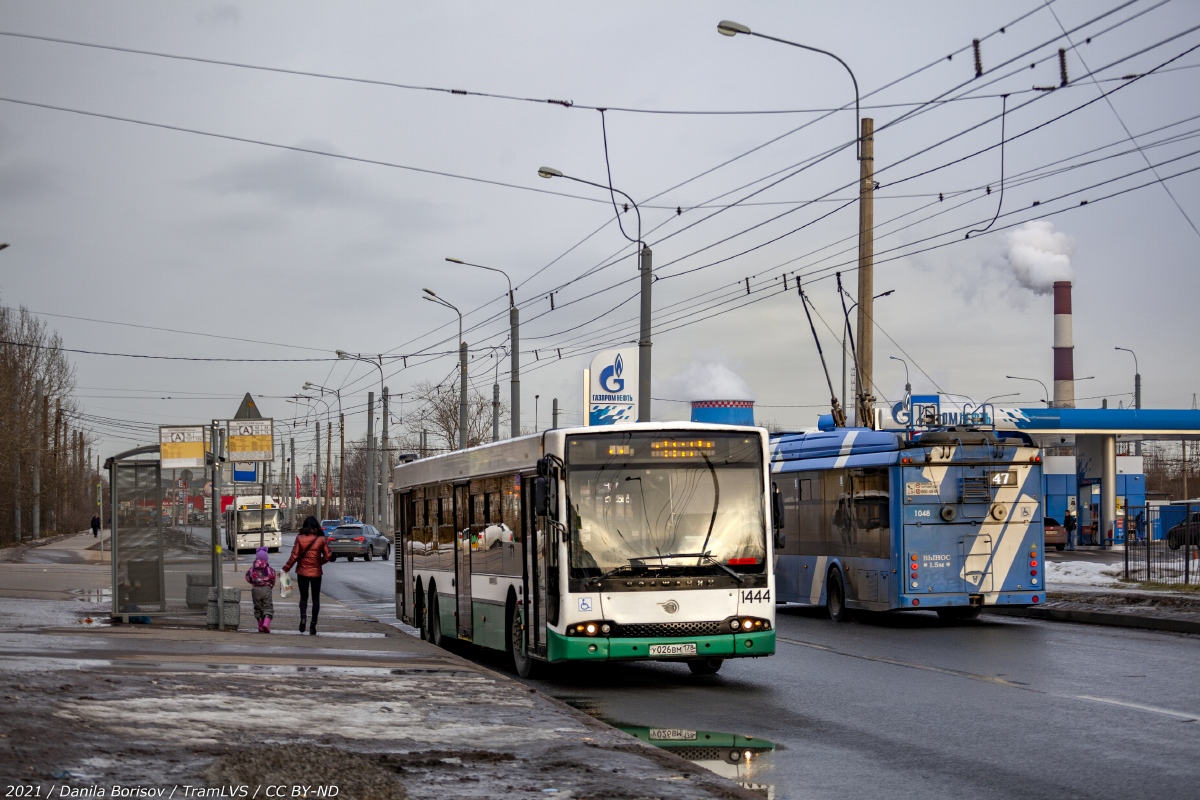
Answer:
588, 347, 638, 426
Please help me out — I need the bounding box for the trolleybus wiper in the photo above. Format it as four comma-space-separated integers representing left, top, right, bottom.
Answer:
589, 552, 746, 586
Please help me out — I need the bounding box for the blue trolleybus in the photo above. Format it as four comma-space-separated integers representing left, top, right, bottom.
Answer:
394, 422, 779, 676
770, 426, 1045, 620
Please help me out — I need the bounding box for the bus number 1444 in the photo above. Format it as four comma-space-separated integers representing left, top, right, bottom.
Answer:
740, 589, 770, 603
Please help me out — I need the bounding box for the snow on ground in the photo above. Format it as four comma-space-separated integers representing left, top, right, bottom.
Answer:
1046, 559, 1123, 588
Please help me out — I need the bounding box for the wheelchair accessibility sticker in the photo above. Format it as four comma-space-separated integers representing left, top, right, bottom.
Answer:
578, 596, 594, 612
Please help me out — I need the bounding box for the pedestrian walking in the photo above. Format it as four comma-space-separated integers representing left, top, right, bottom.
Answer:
244, 547, 277, 633
90, 514, 101, 538
1064, 510, 1077, 551
282, 515, 331, 635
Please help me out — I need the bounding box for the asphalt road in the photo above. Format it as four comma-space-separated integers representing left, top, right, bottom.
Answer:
305, 532, 1200, 800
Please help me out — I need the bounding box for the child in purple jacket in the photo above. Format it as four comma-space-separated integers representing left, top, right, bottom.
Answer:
245, 547, 277, 633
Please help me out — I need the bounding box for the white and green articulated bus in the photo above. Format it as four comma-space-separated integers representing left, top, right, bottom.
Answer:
392, 422, 780, 677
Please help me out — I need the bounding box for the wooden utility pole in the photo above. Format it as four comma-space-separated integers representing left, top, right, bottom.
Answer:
854, 117, 876, 427
13, 387, 21, 542
32, 380, 42, 539
53, 399, 61, 533
325, 420, 332, 519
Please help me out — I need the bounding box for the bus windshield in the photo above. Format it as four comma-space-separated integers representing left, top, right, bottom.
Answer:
565, 432, 766, 578
236, 509, 280, 533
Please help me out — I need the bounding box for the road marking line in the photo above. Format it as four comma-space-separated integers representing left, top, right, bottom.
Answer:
1075, 695, 1199, 722
777, 636, 1036, 690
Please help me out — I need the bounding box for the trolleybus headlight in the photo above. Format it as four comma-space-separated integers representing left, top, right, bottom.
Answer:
600, 623, 611, 634
567, 620, 611, 636
730, 619, 742, 630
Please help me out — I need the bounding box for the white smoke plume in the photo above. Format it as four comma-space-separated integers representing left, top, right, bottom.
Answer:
663, 360, 755, 402
1003, 220, 1075, 294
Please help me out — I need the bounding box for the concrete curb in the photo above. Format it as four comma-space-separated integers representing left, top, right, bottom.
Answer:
988, 606, 1200, 635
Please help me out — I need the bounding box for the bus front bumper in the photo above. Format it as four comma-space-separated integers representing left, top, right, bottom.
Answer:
546, 629, 775, 663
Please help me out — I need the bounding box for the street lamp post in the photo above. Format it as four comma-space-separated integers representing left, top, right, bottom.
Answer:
538, 167, 652, 423
305, 382, 344, 519
1115, 347, 1141, 454
1006, 375, 1050, 406
336, 351, 386, 524
718, 21, 874, 419
446, 257, 520, 437
423, 290, 468, 450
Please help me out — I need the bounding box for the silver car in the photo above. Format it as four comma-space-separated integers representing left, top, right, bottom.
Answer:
327, 523, 391, 562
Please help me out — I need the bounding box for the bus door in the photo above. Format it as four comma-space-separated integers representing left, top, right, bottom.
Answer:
396, 491, 412, 623
454, 484, 473, 640
961, 531, 994, 593
522, 472, 546, 657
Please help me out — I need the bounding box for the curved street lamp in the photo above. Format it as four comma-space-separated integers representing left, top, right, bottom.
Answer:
1006, 375, 1050, 406
539, 166, 652, 423
423, 289, 468, 450
337, 351, 387, 525
446, 257, 521, 437
304, 382, 345, 519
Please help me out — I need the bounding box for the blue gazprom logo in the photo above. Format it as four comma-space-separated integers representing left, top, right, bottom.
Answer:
600, 353, 625, 393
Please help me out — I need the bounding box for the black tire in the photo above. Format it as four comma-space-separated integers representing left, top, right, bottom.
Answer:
937, 606, 983, 622
687, 658, 724, 676
347, 555, 355, 562
328, 554, 337, 562
364, 549, 373, 562
428, 588, 449, 648
510, 602, 537, 678
827, 568, 851, 623
383, 545, 391, 561
1054, 544, 1065, 551
413, 582, 426, 639
1168, 536, 1180, 551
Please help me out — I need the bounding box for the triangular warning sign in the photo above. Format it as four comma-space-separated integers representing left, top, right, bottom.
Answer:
233, 393, 263, 420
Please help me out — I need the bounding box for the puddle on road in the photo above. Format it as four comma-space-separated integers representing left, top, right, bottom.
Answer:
619, 725, 777, 799
70, 588, 112, 603
558, 699, 777, 795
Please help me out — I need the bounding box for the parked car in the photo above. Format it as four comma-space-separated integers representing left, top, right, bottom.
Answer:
327, 523, 390, 562
1044, 517, 1067, 551
1167, 511, 1200, 550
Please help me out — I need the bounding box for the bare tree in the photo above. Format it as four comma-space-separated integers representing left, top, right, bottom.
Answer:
396, 380, 507, 454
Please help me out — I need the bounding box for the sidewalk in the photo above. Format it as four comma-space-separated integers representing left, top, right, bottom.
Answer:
0, 531, 759, 798
984, 548, 1200, 634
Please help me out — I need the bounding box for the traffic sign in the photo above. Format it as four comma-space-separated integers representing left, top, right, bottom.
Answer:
227, 418, 274, 462
233, 462, 258, 483
160, 426, 207, 469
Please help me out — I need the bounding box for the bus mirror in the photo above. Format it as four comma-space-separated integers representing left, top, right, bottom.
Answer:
774, 528, 786, 551
771, 484, 784, 531
537, 456, 551, 478
534, 476, 549, 516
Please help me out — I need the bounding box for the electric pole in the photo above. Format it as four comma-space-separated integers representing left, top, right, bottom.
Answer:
366, 391, 375, 525
854, 117, 875, 427
380, 387, 389, 530
32, 380, 42, 540
339, 414, 345, 521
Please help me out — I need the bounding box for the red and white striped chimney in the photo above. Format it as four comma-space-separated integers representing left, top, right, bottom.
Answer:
1052, 280, 1075, 408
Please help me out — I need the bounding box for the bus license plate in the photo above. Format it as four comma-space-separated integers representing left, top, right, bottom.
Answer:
649, 729, 697, 741
649, 643, 697, 656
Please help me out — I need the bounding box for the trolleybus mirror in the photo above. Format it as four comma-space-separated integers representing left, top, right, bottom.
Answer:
771, 484, 785, 531
534, 476, 549, 517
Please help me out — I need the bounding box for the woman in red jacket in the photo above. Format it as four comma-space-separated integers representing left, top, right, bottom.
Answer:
283, 515, 332, 635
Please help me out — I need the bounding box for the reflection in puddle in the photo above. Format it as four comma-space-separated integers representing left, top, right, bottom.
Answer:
70, 588, 112, 603
619, 725, 776, 798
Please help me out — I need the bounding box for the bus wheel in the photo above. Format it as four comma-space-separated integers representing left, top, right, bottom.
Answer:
687, 658, 724, 676
429, 588, 448, 648
937, 606, 982, 622
510, 605, 537, 678
413, 583, 426, 639
827, 569, 851, 623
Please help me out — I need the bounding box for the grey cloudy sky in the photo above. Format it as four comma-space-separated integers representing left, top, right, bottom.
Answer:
1, 1, 1198, 465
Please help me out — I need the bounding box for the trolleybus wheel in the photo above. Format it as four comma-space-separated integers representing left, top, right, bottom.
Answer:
413, 582, 426, 640
687, 658, 724, 676
429, 588, 449, 648
827, 568, 851, 623
510, 604, 537, 678
937, 606, 982, 622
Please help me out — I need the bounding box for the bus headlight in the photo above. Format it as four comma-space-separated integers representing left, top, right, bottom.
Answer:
566, 621, 612, 636
728, 617, 771, 632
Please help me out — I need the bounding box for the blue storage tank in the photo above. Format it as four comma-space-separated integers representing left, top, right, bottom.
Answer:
690, 400, 755, 426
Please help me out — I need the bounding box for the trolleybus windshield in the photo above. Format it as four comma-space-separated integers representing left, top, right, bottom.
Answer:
565, 432, 766, 580
235, 509, 280, 533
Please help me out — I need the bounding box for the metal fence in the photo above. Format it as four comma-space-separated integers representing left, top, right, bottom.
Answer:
110, 449, 214, 618
1123, 504, 1200, 586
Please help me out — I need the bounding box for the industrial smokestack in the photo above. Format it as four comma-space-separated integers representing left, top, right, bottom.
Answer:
1052, 280, 1075, 408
